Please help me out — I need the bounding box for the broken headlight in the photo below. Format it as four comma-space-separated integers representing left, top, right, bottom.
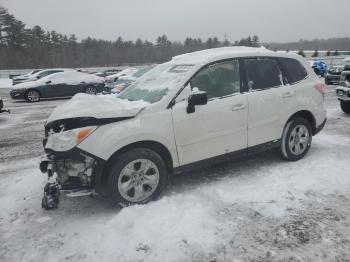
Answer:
45, 126, 97, 152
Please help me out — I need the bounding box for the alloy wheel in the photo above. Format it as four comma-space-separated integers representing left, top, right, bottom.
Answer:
118, 159, 160, 203
288, 124, 310, 155
27, 90, 40, 102
85, 86, 97, 95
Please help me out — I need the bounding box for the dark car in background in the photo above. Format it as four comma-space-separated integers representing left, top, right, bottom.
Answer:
336, 65, 350, 113
95, 68, 122, 77
311, 60, 327, 77
10, 71, 105, 102
12, 69, 75, 85
325, 59, 350, 85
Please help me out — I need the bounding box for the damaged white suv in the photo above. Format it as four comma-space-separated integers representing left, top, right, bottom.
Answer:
40, 47, 327, 209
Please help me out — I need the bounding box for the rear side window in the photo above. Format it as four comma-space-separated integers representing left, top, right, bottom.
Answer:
243, 58, 283, 90
278, 58, 308, 84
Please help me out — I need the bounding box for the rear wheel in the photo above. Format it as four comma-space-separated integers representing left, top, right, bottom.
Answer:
340, 101, 350, 114
25, 89, 40, 102
107, 148, 168, 206
280, 117, 312, 161
85, 86, 97, 95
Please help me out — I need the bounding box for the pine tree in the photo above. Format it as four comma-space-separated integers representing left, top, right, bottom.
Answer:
298, 49, 306, 57
311, 50, 319, 57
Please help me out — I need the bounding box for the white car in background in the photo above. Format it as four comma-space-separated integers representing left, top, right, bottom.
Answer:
105, 68, 138, 83
12, 69, 42, 85
106, 65, 156, 93
12, 68, 76, 85
39, 47, 327, 209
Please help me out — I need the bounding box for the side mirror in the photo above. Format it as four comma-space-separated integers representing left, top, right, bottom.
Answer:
36, 76, 41, 79
187, 90, 207, 114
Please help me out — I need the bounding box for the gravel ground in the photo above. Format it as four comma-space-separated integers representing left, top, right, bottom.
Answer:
0, 86, 350, 262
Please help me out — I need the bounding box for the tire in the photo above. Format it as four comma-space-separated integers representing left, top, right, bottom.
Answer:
314, 68, 320, 76
25, 89, 40, 102
107, 148, 168, 206
340, 101, 350, 114
85, 86, 97, 95
280, 117, 312, 161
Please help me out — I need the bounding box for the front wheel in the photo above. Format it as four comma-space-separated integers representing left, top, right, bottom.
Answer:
340, 101, 350, 114
25, 89, 40, 102
85, 86, 97, 95
107, 148, 168, 206
280, 118, 312, 161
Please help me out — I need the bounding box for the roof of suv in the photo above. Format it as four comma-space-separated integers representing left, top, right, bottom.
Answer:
171, 46, 300, 65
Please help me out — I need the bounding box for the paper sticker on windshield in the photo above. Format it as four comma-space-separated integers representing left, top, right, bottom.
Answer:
168, 64, 194, 73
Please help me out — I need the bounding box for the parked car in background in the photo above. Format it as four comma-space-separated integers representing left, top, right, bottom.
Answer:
11, 69, 42, 85
105, 68, 138, 83
311, 60, 327, 77
10, 71, 105, 102
12, 68, 76, 85
336, 65, 350, 113
105, 65, 156, 94
39, 47, 326, 209
95, 68, 122, 77
0, 97, 10, 113
325, 59, 350, 85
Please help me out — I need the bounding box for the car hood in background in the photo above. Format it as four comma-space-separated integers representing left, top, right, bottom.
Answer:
11, 80, 41, 90
46, 93, 149, 124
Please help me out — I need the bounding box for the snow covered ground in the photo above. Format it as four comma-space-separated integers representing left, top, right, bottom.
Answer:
0, 87, 350, 262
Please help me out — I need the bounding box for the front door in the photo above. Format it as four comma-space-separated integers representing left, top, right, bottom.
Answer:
171, 59, 248, 165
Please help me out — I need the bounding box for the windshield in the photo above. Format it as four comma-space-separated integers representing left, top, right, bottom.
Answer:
118, 63, 194, 103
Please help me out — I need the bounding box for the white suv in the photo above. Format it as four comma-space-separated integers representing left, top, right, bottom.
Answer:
40, 47, 327, 209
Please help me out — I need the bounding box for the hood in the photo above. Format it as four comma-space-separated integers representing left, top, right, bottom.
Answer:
46, 93, 149, 124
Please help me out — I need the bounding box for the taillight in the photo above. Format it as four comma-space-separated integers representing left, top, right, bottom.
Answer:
314, 81, 326, 97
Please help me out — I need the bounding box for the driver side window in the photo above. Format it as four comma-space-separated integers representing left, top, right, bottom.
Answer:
190, 60, 240, 99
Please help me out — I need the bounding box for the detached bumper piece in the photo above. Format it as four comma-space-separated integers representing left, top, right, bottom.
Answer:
0, 108, 10, 113
0, 99, 10, 113
42, 181, 60, 210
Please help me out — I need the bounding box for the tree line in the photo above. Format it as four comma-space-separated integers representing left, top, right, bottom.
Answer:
0, 5, 261, 69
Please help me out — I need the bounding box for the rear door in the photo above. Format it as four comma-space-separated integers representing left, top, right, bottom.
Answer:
171, 59, 248, 165
243, 57, 298, 147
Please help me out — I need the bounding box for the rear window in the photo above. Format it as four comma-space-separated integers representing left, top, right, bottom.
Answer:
278, 58, 308, 84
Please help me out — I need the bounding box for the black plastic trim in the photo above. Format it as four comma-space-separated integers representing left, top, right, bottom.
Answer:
314, 118, 327, 136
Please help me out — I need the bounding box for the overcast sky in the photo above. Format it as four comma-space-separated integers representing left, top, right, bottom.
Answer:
1, 0, 349, 43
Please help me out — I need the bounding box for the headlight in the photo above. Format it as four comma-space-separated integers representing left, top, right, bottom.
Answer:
45, 126, 97, 152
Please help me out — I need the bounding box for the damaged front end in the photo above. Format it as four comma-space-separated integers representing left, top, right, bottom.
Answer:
39, 117, 127, 210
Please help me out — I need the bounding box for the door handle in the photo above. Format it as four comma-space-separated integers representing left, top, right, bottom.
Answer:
232, 104, 245, 111
281, 92, 293, 98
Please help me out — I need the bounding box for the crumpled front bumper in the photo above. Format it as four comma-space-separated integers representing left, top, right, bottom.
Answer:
39, 146, 106, 193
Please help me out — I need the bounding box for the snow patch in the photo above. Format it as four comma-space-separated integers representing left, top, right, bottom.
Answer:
0, 78, 12, 89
